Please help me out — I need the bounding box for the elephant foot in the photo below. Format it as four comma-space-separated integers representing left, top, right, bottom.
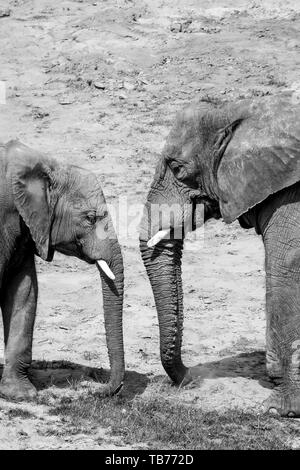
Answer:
0, 376, 37, 402
263, 389, 300, 418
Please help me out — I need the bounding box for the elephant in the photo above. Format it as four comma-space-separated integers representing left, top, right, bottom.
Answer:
0, 140, 124, 400
139, 94, 300, 417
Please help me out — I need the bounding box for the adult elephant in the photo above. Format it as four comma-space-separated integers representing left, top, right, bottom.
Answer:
139, 95, 300, 417
0, 140, 124, 400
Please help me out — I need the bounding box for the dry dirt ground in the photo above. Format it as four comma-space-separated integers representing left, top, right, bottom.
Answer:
0, 0, 300, 450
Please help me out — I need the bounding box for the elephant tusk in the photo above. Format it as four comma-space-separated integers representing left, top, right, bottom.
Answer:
147, 229, 170, 248
96, 260, 115, 280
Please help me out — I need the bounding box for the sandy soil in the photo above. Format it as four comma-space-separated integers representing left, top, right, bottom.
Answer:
0, 0, 300, 449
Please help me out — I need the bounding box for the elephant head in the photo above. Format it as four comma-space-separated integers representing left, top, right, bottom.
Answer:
139, 95, 300, 385
7, 140, 124, 396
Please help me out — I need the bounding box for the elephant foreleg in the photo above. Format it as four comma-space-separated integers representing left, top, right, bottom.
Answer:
0, 254, 38, 400
261, 200, 300, 417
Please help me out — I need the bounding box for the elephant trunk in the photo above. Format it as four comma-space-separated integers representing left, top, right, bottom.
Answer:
139, 167, 197, 384
140, 217, 188, 384
99, 234, 125, 396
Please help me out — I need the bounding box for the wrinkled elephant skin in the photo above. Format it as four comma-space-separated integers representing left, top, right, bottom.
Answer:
140, 95, 300, 417
0, 140, 124, 400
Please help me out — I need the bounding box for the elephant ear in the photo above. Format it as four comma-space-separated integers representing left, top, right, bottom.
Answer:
8, 141, 56, 261
212, 118, 244, 181
216, 98, 300, 223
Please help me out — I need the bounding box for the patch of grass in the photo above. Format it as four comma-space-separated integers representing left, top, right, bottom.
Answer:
50, 395, 300, 449
7, 408, 34, 419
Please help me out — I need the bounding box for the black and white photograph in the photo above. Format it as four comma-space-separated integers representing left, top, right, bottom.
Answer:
0, 0, 300, 452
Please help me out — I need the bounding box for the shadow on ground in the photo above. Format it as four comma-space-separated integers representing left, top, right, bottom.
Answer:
0, 360, 149, 399
151, 351, 274, 391
0, 351, 273, 401
183, 350, 274, 389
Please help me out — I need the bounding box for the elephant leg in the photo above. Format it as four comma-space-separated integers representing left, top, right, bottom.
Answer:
261, 199, 300, 417
0, 254, 38, 401
265, 314, 283, 381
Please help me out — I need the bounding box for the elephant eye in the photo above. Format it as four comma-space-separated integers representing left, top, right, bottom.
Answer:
86, 213, 97, 225
169, 161, 182, 174
169, 161, 187, 180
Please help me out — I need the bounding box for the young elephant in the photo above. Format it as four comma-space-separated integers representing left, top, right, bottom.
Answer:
0, 140, 124, 400
139, 94, 300, 417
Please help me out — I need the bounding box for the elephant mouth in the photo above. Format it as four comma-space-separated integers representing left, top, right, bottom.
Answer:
81, 251, 116, 280
145, 197, 203, 248
55, 242, 80, 259
147, 228, 171, 247
56, 241, 115, 279
95, 260, 115, 280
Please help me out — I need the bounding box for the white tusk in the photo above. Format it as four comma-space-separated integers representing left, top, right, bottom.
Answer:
147, 229, 170, 248
96, 260, 115, 280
